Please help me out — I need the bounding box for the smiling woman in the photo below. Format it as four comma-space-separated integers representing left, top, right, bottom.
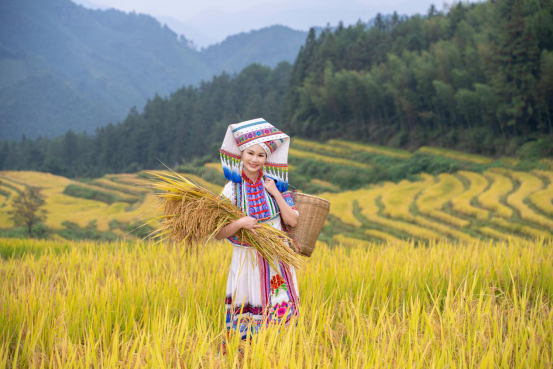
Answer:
214, 118, 301, 355
242, 145, 265, 173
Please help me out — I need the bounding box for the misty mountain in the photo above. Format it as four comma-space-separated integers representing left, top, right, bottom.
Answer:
0, 0, 308, 140
201, 25, 307, 75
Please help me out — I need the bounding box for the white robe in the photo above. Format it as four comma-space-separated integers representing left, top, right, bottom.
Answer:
218, 171, 300, 340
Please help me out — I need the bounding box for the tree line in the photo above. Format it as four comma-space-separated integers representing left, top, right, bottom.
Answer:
0, 62, 292, 177
1, 0, 552, 178
281, 0, 553, 153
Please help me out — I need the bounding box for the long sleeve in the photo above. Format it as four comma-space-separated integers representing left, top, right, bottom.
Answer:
218, 181, 236, 206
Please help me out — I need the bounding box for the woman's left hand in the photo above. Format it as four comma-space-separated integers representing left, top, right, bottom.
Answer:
264, 177, 279, 196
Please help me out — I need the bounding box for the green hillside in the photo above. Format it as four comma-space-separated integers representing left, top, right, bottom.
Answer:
1, 138, 552, 245
0, 0, 307, 140
282, 0, 553, 156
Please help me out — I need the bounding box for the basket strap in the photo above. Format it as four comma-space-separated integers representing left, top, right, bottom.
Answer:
279, 213, 300, 253
261, 178, 300, 254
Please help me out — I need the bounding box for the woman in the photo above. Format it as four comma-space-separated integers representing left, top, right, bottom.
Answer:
215, 118, 300, 354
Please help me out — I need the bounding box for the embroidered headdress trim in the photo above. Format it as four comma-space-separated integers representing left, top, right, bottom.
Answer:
219, 118, 290, 192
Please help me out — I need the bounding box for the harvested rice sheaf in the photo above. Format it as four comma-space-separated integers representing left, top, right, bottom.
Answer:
139, 170, 303, 271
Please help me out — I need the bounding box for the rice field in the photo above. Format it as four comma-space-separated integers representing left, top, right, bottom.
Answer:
309, 179, 340, 191
288, 148, 372, 169
328, 139, 412, 159
415, 174, 470, 228
293, 138, 352, 155
355, 184, 442, 240
1, 237, 551, 368
2, 139, 553, 367
3, 159, 553, 245
451, 171, 489, 221
529, 170, 553, 216
416, 146, 494, 164
478, 171, 514, 218
507, 171, 553, 229
320, 167, 553, 244
0, 171, 221, 238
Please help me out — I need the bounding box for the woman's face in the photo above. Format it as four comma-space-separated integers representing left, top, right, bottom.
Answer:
241, 144, 267, 174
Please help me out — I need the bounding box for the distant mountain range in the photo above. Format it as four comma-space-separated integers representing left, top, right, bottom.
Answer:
0, 0, 309, 140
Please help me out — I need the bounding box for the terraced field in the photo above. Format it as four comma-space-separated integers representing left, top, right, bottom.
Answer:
288, 148, 371, 169
321, 166, 553, 244
0, 171, 223, 239
283, 138, 553, 244
1, 138, 552, 244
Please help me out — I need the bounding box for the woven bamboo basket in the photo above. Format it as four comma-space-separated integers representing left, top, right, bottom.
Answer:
289, 193, 331, 257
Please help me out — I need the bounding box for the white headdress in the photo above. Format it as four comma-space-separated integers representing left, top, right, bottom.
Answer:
219, 118, 290, 191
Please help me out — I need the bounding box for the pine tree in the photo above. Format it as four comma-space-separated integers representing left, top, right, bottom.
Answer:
492, 0, 540, 135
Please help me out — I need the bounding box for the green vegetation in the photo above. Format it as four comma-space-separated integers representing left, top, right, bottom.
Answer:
282, 1, 553, 156
1, 237, 551, 366
58, 220, 118, 241
7, 186, 48, 235
2, 138, 553, 244
1, 0, 552, 178
0, 171, 167, 242
62, 184, 137, 205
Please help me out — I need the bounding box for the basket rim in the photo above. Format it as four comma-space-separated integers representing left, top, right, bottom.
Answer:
293, 192, 331, 204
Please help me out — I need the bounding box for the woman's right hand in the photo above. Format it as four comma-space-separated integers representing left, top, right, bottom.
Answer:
239, 216, 262, 236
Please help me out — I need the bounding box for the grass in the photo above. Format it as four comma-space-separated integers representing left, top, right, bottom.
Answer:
478, 171, 514, 218
380, 174, 434, 221
318, 190, 363, 227
416, 173, 470, 228
328, 139, 412, 159
356, 184, 442, 240
417, 146, 494, 164
288, 148, 371, 169
451, 171, 490, 221
540, 158, 553, 169
529, 170, 553, 216
293, 138, 352, 155
489, 217, 553, 240
1, 237, 552, 367
2, 165, 553, 246
507, 172, 553, 229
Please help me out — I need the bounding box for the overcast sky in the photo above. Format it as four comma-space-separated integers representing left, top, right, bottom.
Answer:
73, 0, 464, 48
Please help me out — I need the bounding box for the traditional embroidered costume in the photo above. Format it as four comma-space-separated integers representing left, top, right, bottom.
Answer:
218, 118, 300, 353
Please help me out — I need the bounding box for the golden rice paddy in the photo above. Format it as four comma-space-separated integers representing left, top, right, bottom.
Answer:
322, 168, 553, 244
2, 140, 553, 367
416, 146, 494, 164
1, 237, 551, 367
328, 139, 412, 159
2, 162, 553, 245
288, 148, 371, 169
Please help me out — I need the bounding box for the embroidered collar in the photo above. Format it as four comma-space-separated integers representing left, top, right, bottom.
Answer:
241, 168, 264, 185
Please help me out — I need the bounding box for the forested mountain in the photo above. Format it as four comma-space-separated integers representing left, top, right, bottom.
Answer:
0, 62, 292, 177
281, 1, 553, 153
0, 0, 307, 140
201, 25, 307, 75
1, 0, 552, 177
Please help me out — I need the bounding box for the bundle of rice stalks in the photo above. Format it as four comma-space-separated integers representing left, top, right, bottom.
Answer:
139, 169, 303, 271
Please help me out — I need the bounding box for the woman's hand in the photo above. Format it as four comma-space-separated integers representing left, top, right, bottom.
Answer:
263, 178, 299, 227
263, 177, 279, 196
238, 216, 262, 236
